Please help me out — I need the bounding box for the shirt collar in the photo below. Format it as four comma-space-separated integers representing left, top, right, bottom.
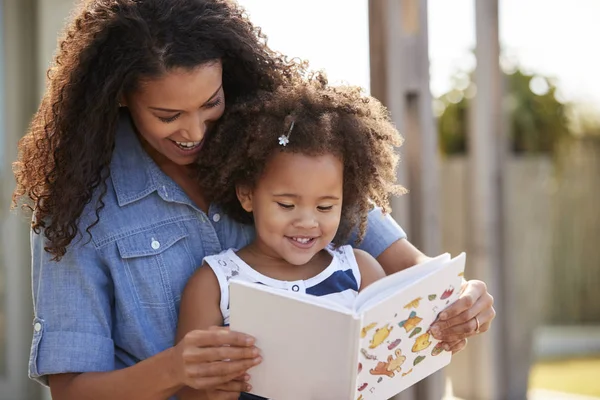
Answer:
110, 110, 171, 207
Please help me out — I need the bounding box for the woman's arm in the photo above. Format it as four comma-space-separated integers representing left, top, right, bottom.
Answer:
375, 238, 429, 275
49, 352, 181, 400
352, 207, 427, 274
353, 249, 387, 291
31, 228, 258, 400
48, 328, 258, 400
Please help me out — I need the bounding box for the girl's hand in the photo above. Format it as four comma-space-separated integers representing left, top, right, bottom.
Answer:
429, 279, 496, 354
173, 327, 262, 390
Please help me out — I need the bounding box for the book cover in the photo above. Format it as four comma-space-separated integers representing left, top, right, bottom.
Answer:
230, 253, 466, 400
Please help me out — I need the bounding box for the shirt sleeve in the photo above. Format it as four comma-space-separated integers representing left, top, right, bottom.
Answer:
348, 207, 407, 258
29, 228, 115, 386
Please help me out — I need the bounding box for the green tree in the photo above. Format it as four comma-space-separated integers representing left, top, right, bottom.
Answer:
437, 69, 570, 155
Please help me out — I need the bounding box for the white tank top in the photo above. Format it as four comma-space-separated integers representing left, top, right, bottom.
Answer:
203, 245, 362, 325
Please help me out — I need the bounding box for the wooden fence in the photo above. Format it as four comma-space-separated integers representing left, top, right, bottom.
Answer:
438, 137, 600, 327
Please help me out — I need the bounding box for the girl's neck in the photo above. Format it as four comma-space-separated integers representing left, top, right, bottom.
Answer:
236, 242, 332, 282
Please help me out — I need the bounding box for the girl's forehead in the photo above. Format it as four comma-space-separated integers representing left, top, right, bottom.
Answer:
259, 152, 343, 190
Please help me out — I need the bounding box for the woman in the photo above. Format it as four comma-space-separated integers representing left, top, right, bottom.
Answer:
12, 1, 495, 399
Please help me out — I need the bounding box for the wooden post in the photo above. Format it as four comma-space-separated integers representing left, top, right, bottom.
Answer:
0, 1, 42, 399
369, 1, 443, 399
450, 0, 507, 398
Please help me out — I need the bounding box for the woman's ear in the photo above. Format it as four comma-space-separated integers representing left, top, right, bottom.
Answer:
236, 185, 253, 212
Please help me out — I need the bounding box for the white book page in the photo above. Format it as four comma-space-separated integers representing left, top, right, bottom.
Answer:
229, 280, 359, 400
353, 254, 451, 313
354, 253, 466, 399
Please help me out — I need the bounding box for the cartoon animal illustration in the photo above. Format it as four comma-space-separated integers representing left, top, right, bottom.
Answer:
369, 361, 395, 378
377, 377, 383, 383
458, 271, 464, 277
386, 349, 407, 375
413, 355, 426, 365
409, 327, 422, 338
387, 338, 401, 350
431, 342, 444, 356
440, 285, 455, 300
357, 395, 364, 400
360, 322, 377, 338
369, 324, 393, 349
428, 294, 437, 301
358, 383, 368, 391
360, 348, 377, 360
399, 311, 422, 333
358, 362, 363, 373
404, 297, 422, 309
412, 332, 432, 352
402, 368, 413, 377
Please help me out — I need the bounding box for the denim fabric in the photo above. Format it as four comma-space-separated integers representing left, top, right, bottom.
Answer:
28, 111, 407, 397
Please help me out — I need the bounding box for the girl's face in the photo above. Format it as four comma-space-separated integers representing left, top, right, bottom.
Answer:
123, 62, 225, 167
237, 152, 344, 266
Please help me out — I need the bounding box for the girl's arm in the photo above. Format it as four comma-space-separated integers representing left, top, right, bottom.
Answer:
353, 248, 387, 291
175, 264, 259, 400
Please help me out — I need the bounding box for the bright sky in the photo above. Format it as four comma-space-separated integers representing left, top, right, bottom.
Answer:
238, 0, 600, 110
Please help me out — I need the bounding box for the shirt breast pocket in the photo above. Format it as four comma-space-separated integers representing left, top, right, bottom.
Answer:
116, 222, 196, 321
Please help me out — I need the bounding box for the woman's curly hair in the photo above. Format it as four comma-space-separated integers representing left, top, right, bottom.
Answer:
12, 0, 307, 260
197, 75, 407, 245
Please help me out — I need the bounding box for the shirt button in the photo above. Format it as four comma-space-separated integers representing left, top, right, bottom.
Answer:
212, 213, 221, 222
34, 322, 42, 332
292, 285, 300, 292
151, 239, 160, 250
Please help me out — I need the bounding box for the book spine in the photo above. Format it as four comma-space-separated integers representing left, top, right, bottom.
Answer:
348, 314, 363, 398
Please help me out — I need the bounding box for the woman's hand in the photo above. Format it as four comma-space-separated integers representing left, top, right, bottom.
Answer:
172, 327, 262, 391
429, 279, 496, 354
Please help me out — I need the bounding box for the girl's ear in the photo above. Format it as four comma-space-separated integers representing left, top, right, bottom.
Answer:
236, 185, 253, 212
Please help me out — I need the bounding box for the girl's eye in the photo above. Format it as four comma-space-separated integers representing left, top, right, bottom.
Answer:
277, 202, 294, 210
317, 205, 334, 212
158, 114, 180, 123
205, 98, 223, 109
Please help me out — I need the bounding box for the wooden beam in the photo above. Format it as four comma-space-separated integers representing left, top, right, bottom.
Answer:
451, 0, 507, 398
369, 1, 443, 399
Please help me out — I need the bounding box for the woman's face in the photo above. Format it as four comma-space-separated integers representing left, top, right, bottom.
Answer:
123, 61, 225, 166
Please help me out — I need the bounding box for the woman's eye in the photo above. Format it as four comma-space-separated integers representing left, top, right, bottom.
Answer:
158, 114, 180, 123
277, 202, 294, 209
317, 205, 334, 212
205, 98, 223, 109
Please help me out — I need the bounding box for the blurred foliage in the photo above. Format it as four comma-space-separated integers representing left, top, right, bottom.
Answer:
437, 69, 571, 155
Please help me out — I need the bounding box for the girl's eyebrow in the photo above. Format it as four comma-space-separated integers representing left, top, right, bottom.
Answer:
148, 84, 223, 112
273, 194, 340, 201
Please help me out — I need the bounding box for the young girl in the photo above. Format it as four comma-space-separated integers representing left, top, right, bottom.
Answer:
176, 77, 407, 399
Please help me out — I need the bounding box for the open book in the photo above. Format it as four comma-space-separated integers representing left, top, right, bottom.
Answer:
229, 252, 466, 400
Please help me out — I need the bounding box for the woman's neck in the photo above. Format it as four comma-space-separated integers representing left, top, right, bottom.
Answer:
140, 137, 209, 213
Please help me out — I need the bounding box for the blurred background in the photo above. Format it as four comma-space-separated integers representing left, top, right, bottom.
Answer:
1, 0, 599, 399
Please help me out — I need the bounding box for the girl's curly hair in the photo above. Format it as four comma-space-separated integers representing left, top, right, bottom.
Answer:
12, 0, 307, 260
197, 75, 407, 245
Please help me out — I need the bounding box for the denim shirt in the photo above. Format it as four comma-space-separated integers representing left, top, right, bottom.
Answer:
28, 111, 407, 393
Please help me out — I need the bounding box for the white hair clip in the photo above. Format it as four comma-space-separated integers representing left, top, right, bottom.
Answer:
278, 120, 295, 146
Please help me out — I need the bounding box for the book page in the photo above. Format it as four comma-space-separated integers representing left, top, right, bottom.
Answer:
353, 254, 451, 313
354, 253, 466, 399
229, 280, 361, 400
